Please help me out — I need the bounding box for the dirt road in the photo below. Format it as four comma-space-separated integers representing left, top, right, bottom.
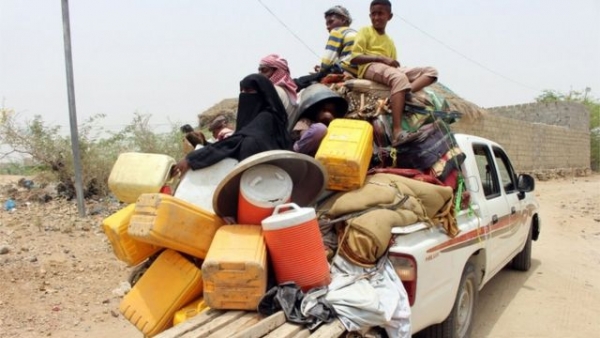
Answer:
0, 174, 599, 338
472, 175, 600, 337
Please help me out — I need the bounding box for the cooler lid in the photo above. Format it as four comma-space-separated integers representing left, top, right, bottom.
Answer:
240, 164, 293, 208
261, 203, 316, 230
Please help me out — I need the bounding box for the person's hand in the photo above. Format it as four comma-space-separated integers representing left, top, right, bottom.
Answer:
173, 159, 191, 177
378, 56, 400, 68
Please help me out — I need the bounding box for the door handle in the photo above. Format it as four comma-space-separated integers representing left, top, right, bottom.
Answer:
511, 206, 516, 215
492, 214, 498, 224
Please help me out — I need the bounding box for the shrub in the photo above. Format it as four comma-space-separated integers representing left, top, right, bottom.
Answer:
0, 109, 186, 199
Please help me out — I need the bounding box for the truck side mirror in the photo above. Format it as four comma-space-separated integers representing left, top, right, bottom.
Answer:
517, 174, 535, 193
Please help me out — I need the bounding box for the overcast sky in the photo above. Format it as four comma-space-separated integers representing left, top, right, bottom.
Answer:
1, 0, 599, 133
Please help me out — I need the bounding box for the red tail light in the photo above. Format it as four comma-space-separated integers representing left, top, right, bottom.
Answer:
388, 253, 417, 306
159, 185, 172, 195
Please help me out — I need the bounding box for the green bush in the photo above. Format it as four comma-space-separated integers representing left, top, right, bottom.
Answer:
0, 109, 190, 198
0, 163, 45, 175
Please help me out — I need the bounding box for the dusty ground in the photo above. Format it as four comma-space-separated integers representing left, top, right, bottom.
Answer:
0, 174, 599, 338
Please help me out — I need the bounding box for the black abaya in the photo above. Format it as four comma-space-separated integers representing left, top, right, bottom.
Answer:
185, 74, 292, 170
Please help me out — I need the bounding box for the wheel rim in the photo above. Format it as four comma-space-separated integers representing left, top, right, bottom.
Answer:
456, 277, 475, 337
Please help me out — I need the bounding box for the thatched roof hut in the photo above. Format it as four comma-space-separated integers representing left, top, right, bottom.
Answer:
427, 82, 487, 122
196, 82, 486, 126
197, 98, 238, 129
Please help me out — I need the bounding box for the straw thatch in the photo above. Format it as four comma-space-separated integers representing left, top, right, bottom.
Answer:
195, 82, 486, 127
197, 98, 238, 129
427, 82, 487, 122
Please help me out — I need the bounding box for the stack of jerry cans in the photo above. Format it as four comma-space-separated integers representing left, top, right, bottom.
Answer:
128, 193, 224, 259
202, 225, 267, 310
102, 203, 161, 266
315, 118, 374, 191
119, 249, 203, 337
108, 152, 175, 204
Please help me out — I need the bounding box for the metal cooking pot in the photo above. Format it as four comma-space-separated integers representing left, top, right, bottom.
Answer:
290, 83, 349, 128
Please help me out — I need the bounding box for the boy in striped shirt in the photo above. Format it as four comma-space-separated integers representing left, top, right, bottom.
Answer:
320, 6, 358, 77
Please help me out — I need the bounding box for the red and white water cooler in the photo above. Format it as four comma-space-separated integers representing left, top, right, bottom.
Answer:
261, 203, 331, 291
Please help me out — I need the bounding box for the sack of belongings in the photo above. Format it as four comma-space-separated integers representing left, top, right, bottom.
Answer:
318, 173, 456, 267
394, 120, 466, 181
332, 79, 461, 123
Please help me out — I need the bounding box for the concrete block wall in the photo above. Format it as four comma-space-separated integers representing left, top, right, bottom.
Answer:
449, 102, 590, 175
486, 101, 589, 132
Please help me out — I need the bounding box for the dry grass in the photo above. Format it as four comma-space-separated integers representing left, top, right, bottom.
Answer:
197, 98, 238, 129
428, 82, 487, 122
196, 83, 487, 127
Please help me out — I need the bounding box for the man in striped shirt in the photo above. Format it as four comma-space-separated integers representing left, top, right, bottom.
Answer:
320, 6, 358, 77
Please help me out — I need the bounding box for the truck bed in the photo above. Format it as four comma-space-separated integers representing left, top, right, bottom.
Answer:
155, 310, 346, 338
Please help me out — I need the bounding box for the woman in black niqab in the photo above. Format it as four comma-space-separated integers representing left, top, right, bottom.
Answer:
174, 74, 292, 175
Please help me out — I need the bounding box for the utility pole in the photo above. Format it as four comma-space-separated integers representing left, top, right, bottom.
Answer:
61, 0, 85, 216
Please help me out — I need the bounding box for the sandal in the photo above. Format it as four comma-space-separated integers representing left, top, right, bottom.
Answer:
392, 130, 420, 147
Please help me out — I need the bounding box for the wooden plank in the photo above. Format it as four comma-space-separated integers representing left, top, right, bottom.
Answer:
228, 313, 264, 335
308, 319, 346, 338
262, 322, 306, 338
290, 329, 311, 338
155, 309, 225, 338
206, 312, 263, 338
229, 311, 287, 338
156, 309, 346, 338
179, 311, 246, 338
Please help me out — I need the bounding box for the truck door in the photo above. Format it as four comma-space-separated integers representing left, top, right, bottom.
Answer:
492, 147, 527, 257
472, 143, 512, 274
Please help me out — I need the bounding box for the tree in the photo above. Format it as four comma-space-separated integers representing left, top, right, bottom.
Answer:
536, 88, 600, 171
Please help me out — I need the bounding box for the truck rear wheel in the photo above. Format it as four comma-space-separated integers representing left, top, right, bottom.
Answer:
511, 223, 532, 271
419, 262, 478, 338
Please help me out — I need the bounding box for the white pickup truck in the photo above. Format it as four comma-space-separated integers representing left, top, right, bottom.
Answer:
393, 133, 541, 337
157, 133, 540, 338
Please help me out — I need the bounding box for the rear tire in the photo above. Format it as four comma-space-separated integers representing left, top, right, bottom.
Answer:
419, 262, 478, 338
511, 223, 532, 271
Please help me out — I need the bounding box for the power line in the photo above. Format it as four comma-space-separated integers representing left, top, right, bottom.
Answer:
397, 16, 541, 92
256, 0, 320, 59
256, 1, 539, 93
